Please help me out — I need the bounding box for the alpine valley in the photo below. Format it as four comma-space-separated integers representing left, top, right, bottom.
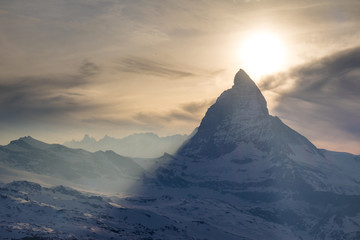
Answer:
1, 70, 360, 240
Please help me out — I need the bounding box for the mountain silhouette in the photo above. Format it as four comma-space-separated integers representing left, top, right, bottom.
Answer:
178, 69, 317, 158
64, 133, 188, 158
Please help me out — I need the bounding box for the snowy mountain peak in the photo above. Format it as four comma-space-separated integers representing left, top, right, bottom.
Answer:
177, 69, 316, 158
234, 69, 253, 86
16, 136, 36, 142
220, 68, 268, 117
81, 134, 96, 144
8, 136, 50, 150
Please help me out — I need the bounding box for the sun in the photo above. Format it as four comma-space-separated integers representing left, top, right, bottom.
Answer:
238, 31, 286, 79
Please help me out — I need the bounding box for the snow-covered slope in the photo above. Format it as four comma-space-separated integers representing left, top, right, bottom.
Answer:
1, 180, 263, 240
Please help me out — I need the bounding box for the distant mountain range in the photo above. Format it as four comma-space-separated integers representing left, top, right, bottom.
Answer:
1, 69, 360, 239
0, 136, 145, 193
64, 133, 188, 158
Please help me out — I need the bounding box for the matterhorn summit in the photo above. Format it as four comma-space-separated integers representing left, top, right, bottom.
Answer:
232, 69, 268, 117
178, 69, 316, 158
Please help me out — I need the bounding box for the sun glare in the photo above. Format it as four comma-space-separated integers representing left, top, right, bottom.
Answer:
238, 31, 286, 79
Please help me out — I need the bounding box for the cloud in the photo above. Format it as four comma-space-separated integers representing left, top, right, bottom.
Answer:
132, 99, 214, 127
260, 46, 360, 153
181, 99, 215, 114
0, 61, 101, 124
80, 60, 101, 76
133, 110, 197, 125
80, 98, 214, 131
118, 57, 196, 78
82, 117, 136, 126
260, 46, 360, 96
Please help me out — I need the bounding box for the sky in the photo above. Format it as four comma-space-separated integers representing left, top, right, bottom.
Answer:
0, 0, 359, 154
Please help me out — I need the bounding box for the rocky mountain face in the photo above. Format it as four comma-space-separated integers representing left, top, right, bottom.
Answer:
178, 69, 317, 158
1, 69, 360, 239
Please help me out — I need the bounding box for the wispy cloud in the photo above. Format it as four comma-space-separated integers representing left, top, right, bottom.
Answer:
133, 99, 213, 126
80, 98, 214, 132
261, 46, 360, 152
118, 57, 196, 78
261, 46, 360, 96
82, 117, 137, 126
80, 60, 101, 76
133, 110, 198, 125
0, 61, 101, 124
181, 99, 215, 114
